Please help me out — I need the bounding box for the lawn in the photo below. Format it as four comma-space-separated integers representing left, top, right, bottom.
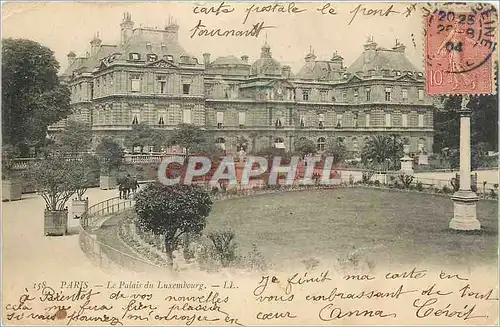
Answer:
205, 188, 498, 269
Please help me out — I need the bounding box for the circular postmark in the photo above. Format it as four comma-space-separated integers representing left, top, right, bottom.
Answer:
423, 3, 498, 94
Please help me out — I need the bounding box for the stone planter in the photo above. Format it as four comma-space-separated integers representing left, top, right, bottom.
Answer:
71, 198, 89, 219
100, 174, 117, 190
2, 178, 22, 201
44, 209, 68, 236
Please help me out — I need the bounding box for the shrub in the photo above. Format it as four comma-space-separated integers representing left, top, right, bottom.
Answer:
134, 183, 212, 264
207, 230, 238, 267
442, 185, 452, 194
374, 180, 381, 187
241, 244, 267, 272
398, 174, 414, 189
450, 174, 460, 192
302, 258, 320, 270
416, 182, 424, 191
362, 171, 374, 184
211, 186, 219, 195
490, 189, 497, 199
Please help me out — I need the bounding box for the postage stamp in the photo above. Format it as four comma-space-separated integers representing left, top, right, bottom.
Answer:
424, 3, 498, 95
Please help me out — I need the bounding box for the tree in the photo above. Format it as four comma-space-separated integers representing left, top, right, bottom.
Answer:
124, 122, 161, 153
134, 183, 213, 263
27, 154, 85, 211
294, 138, 316, 158
324, 139, 348, 164
385, 134, 404, 170
2, 38, 71, 156
168, 123, 206, 157
55, 120, 92, 157
361, 135, 389, 169
95, 137, 123, 174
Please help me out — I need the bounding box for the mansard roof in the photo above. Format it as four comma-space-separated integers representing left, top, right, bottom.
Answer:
295, 61, 345, 81
211, 55, 247, 66
114, 27, 197, 64
347, 46, 419, 75
62, 45, 117, 78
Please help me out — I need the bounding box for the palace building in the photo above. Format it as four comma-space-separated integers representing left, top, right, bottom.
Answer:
57, 13, 435, 156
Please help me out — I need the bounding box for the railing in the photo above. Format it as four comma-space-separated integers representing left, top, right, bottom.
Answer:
79, 196, 164, 272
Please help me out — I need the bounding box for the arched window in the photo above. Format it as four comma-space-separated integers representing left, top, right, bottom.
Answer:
299, 137, 307, 141
215, 137, 226, 151
317, 137, 326, 151
274, 137, 285, 149
132, 115, 138, 125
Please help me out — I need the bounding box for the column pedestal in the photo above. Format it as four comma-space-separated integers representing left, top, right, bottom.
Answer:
450, 190, 480, 230
449, 102, 480, 231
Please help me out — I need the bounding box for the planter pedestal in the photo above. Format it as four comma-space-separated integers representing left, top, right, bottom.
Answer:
100, 175, 117, 190
44, 209, 68, 236
2, 178, 22, 201
71, 198, 89, 219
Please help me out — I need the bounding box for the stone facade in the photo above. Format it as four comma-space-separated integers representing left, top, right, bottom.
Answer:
57, 14, 435, 156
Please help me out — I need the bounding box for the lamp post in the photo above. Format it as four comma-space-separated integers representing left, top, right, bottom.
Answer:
449, 95, 480, 230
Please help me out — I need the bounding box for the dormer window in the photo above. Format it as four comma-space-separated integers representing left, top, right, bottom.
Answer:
146, 42, 152, 52
395, 71, 401, 76
147, 54, 157, 62
275, 118, 283, 128
158, 117, 165, 125
129, 53, 141, 60
318, 114, 325, 129
300, 116, 306, 128
165, 55, 174, 62
417, 72, 423, 78
408, 72, 413, 76
302, 89, 310, 101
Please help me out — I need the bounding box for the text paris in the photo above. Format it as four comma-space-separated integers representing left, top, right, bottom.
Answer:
190, 20, 275, 39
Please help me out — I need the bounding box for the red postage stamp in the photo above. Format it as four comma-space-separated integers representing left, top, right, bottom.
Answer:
424, 4, 498, 95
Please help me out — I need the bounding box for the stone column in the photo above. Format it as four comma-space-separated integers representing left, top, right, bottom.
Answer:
449, 95, 480, 230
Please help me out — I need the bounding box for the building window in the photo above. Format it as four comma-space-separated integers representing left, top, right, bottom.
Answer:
300, 115, 306, 128
215, 137, 226, 151
165, 55, 174, 62
183, 84, 191, 95
129, 53, 141, 60
418, 114, 424, 127
131, 78, 141, 92
157, 76, 167, 94
385, 88, 392, 101
158, 116, 165, 125
365, 113, 370, 127
318, 114, 325, 129
275, 118, 283, 128
132, 115, 139, 125
365, 88, 371, 102
341, 92, 347, 102
418, 138, 426, 153
302, 89, 310, 101
320, 90, 327, 102
336, 114, 343, 128
238, 111, 246, 127
354, 112, 359, 127
385, 113, 391, 127
418, 89, 424, 101
353, 88, 359, 102
402, 89, 408, 102
402, 113, 408, 127
317, 137, 326, 151
274, 137, 285, 149
216, 111, 224, 129
147, 54, 157, 62
183, 109, 192, 124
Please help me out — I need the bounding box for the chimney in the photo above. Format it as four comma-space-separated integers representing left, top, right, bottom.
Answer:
363, 36, 378, 51
282, 65, 291, 78
392, 39, 406, 52
90, 32, 102, 56
305, 46, 316, 64
120, 12, 134, 45
241, 55, 249, 64
203, 53, 211, 66
67, 51, 76, 66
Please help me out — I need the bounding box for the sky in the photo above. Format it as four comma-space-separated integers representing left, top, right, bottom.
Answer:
2, 2, 424, 74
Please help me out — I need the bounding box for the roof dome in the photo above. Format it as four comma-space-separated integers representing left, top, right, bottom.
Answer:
250, 42, 282, 76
